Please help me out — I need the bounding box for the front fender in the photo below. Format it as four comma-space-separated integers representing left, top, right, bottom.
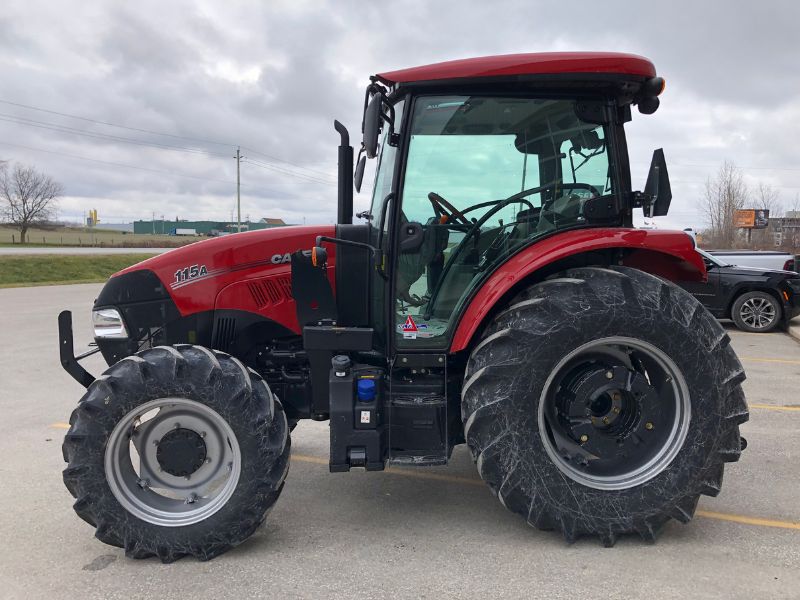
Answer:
449, 228, 705, 353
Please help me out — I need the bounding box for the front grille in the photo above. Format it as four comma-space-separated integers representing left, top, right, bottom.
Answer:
212, 317, 236, 352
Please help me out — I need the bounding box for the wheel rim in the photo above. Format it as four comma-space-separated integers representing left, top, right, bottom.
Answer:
740, 297, 776, 329
537, 337, 691, 490
104, 398, 241, 527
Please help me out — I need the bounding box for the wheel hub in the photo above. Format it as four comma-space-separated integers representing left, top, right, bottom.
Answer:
156, 428, 207, 477
539, 337, 691, 490
557, 364, 661, 460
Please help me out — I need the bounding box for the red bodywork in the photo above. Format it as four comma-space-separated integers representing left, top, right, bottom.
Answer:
377, 52, 656, 85
116, 225, 702, 354
449, 228, 705, 353
116, 225, 335, 334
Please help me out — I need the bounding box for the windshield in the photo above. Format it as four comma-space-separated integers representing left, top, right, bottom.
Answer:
697, 248, 729, 267
394, 95, 615, 348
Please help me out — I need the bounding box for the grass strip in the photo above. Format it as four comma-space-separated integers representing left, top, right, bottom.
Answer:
0, 254, 156, 288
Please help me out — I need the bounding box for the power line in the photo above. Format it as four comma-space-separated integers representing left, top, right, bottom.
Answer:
0, 98, 235, 148
242, 157, 335, 186
0, 98, 340, 182
240, 145, 334, 179
0, 141, 237, 186
632, 161, 800, 173
0, 114, 231, 159
0, 103, 338, 184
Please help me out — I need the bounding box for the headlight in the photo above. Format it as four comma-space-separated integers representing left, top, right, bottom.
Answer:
92, 308, 128, 338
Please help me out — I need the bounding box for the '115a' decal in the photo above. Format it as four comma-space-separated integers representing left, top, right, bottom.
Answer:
174, 264, 208, 283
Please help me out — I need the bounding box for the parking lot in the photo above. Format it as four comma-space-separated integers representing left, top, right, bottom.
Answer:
0, 282, 798, 600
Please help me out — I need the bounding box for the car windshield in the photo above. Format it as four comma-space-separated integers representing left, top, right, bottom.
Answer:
698, 249, 729, 267
393, 95, 615, 347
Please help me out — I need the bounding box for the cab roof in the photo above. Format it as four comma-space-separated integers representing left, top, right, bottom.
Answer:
376, 52, 656, 86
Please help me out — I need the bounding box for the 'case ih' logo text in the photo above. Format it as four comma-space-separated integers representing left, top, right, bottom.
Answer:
271, 253, 292, 264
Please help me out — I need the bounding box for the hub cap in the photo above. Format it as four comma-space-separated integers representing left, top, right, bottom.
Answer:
740, 297, 776, 329
538, 337, 690, 490
104, 398, 241, 527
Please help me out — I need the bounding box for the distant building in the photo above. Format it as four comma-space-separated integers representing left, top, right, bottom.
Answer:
96, 223, 134, 233
133, 218, 289, 236
260, 217, 286, 226
769, 212, 800, 248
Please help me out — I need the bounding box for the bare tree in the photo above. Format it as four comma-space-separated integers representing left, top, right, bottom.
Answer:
0, 162, 63, 244
700, 161, 748, 248
749, 182, 782, 248
754, 182, 782, 216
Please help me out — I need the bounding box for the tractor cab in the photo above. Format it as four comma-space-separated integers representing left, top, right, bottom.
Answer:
291, 52, 674, 470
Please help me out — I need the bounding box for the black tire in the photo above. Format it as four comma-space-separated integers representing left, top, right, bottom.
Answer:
462, 266, 748, 546
62, 345, 290, 562
731, 290, 781, 333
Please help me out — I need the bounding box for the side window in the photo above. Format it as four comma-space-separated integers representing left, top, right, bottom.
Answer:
560, 126, 610, 194
369, 99, 405, 235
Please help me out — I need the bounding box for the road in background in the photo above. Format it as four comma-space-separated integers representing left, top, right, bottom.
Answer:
0, 247, 170, 255
0, 283, 798, 600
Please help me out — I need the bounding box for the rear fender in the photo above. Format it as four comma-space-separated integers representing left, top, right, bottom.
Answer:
449, 228, 705, 353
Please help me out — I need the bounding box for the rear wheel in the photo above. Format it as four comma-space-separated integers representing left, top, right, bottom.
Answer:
731, 291, 781, 332
62, 345, 290, 562
462, 267, 748, 545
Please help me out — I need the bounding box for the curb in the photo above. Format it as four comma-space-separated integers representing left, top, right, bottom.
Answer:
789, 320, 800, 344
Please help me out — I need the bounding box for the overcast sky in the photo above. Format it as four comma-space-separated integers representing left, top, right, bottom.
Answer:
1, 0, 798, 229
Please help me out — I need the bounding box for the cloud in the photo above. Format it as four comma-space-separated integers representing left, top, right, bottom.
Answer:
0, 0, 798, 229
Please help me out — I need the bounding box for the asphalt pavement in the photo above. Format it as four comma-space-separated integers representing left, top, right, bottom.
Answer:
0, 283, 798, 600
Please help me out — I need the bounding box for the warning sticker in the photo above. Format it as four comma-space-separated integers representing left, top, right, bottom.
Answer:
360, 410, 371, 424
402, 315, 418, 332
402, 315, 418, 339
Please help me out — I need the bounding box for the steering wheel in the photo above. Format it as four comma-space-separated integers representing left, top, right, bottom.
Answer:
428, 192, 472, 227
423, 180, 600, 320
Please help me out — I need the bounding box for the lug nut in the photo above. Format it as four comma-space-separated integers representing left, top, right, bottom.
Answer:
200, 431, 206, 438
185, 474, 191, 481
185, 493, 197, 504
153, 439, 159, 446
174, 423, 181, 429
137, 478, 150, 489
613, 407, 620, 414
605, 371, 613, 379
205, 457, 212, 464
645, 422, 654, 430
602, 417, 610, 425
580, 434, 589, 443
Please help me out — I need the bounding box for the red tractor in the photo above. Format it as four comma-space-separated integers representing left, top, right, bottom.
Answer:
59, 52, 747, 562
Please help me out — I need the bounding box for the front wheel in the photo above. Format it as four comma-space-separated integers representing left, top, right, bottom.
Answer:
462, 267, 748, 545
62, 345, 290, 562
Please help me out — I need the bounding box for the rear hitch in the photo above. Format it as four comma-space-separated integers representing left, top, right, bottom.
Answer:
58, 310, 98, 388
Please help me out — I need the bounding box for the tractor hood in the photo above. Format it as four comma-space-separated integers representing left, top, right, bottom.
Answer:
101, 225, 336, 317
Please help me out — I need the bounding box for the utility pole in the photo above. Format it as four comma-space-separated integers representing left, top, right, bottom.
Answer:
235, 147, 242, 233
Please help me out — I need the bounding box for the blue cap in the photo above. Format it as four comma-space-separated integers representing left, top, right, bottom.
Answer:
357, 378, 376, 402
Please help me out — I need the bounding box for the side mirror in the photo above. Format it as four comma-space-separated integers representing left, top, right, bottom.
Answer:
399, 221, 424, 253
643, 148, 672, 217
363, 94, 383, 159
354, 153, 366, 193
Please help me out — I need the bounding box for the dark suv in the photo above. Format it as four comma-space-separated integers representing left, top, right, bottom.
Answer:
677, 248, 800, 332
